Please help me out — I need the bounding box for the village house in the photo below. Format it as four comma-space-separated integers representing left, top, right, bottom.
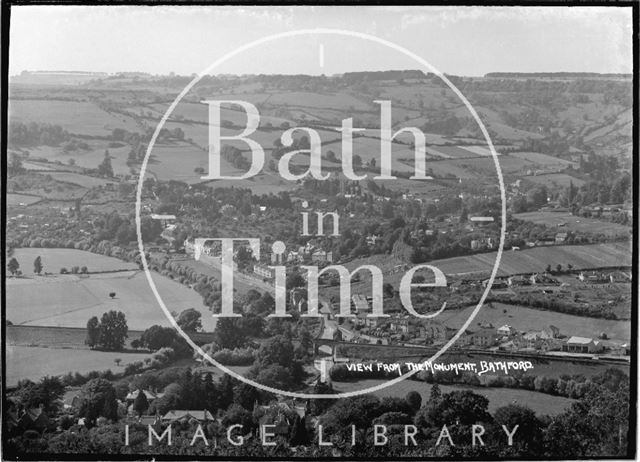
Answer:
125, 389, 163, 415
578, 271, 609, 284
351, 294, 370, 314
162, 410, 215, 424
289, 288, 307, 312
563, 336, 604, 354
497, 324, 514, 336
609, 271, 632, 283
609, 342, 631, 356
507, 275, 531, 286
16, 406, 51, 433
366, 234, 382, 247
530, 273, 559, 285
423, 320, 449, 343
468, 327, 498, 347
287, 250, 302, 263
482, 278, 508, 289
311, 249, 333, 263
253, 263, 275, 280
555, 232, 568, 244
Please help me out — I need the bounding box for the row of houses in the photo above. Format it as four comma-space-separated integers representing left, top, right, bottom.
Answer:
482, 272, 560, 289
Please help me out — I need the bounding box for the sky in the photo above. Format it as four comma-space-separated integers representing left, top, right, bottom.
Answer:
8, 5, 634, 77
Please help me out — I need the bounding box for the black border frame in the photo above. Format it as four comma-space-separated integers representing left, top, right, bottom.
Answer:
0, 1, 637, 460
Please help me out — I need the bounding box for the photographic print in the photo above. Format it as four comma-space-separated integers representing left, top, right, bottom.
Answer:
2, 3, 636, 460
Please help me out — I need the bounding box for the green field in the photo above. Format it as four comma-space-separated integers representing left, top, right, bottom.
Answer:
524, 173, 586, 188
334, 378, 574, 416
45, 171, 117, 188
5, 345, 152, 386
7, 193, 41, 206
9, 99, 140, 136
10, 248, 138, 273
344, 243, 631, 283
27, 143, 134, 176
6, 250, 217, 331
511, 151, 577, 168
422, 242, 631, 277
439, 302, 631, 343
6, 271, 216, 331
514, 211, 631, 237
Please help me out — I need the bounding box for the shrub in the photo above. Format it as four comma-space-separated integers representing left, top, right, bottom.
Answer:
60, 267, 68, 274
212, 347, 256, 366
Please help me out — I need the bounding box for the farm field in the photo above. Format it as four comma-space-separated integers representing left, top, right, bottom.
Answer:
7, 193, 41, 206
5, 345, 152, 386
427, 145, 481, 159
449, 155, 530, 176
21, 160, 58, 171
27, 144, 133, 176
334, 378, 574, 416
439, 302, 631, 342
340, 243, 632, 293
511, 151, 577, 168
423, 242, 631, 277
6, 269, 216, 331
8, 99, 140, 136
150, 101, 294, 127
10, 248, 138, 272
267, 91, 372, 111
524, 173, 586, 188
514, 211, 632, 237
45, 171, 117, 188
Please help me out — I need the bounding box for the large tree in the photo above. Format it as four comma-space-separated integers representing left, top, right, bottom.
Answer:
15, 376, 65, 414
494, 404, 544, 456
132, 389, 150, 417
98, 151, 114, 177
86, 316, 101, 348
7, 257, 20, 276
214, 318, 248, 350
77, 378, 119, 424
98, 311, 128, 351
177, 308, 202, 332
33, 256, 43, 275
140, 325, 176, 351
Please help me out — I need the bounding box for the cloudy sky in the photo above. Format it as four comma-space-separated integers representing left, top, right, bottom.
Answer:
9, 5, 633, 76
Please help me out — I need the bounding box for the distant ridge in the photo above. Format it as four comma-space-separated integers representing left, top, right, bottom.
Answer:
485, 72, 632, 79
342, 70, 429, 81
17, 70, 109, 76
